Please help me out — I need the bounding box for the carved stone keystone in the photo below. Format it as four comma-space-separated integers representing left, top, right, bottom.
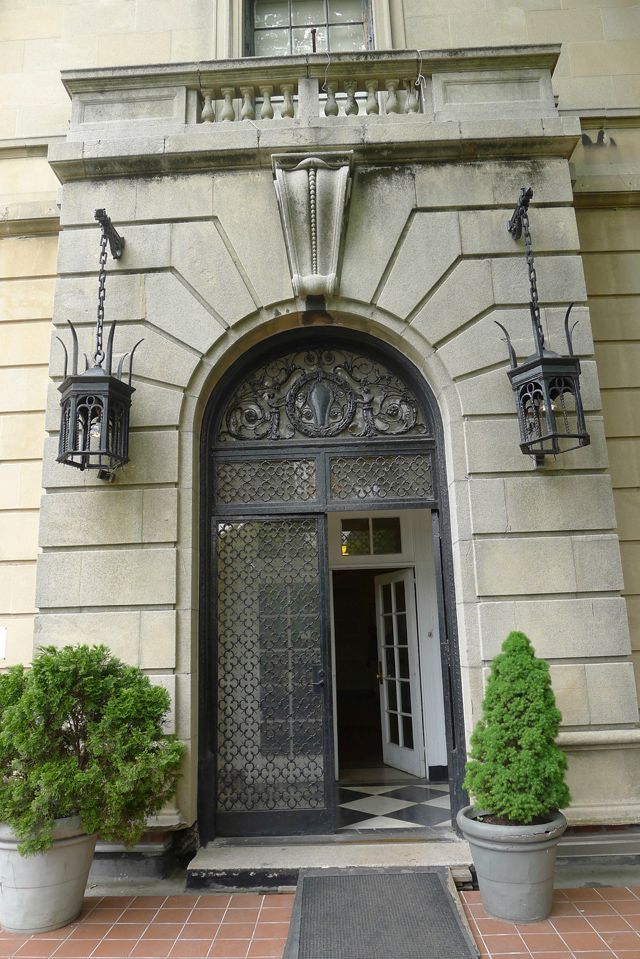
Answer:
272, 152, 353, 298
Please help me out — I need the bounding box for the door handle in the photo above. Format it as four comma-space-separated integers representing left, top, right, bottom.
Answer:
311, 665, 325, 689
376, 661, 383, 684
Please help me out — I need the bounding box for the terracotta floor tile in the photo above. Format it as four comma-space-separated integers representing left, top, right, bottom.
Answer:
228, 898, 263, 910
564, 889, 606, 901
131, 899, 166, 909
549, 902, 582, 917
189, 913, 225, 925
178, 925, 221, 941
253, 924, 289, 940
142, 925, 185, 940
572, 953, 616, 959
599, 931, 640, 950
97, 900, 135, 910
207, 942, 250, 959
462, 891, 483, 903
162, 900, 199, 910
120, 911, 160, 925
589, 917, 635, 933
68, 924, 112, 940
474, 918, 520, 935
218, 914, 257, 927
551, 917, 594, 934
600, 890, 640, 901
23, 932, 69, 942
13, 943, 60, 958
90, 943, 137, 958
193, 899, 230, 911
246, 941, 286, 959
105, 925, 148, 940
214, 924, 255, 940
610, 951, 640, 959
87, 910, 128, 925
0, 945, 25, 959
576, 903, 618, 917
480, 934, 527, 954
520, 932, 567, 951
624, 917, 640, 931
560, 931, 610, 950
52, 940, 104, 958
168, 943, 211, 959
521, 954, 571, 959
613, 903, 640, 917
129, 942, 174, 958
249, 911, 287, 925
261, 897, 294, 909
154, 913, 192, 926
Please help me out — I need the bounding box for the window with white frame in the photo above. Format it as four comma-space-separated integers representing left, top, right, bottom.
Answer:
250, 0, 373, 56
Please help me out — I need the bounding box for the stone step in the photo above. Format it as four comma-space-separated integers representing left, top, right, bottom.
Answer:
186, 836, 472, 890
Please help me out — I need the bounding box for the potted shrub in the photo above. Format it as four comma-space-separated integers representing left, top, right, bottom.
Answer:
456, 631, 570, 922
0, 644, 184, 933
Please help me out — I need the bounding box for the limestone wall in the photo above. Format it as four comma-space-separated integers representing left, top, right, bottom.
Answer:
31, 51, 640, 820
399, 0, 640, 111
576, 202, 640, 697
0, 150, 60, 668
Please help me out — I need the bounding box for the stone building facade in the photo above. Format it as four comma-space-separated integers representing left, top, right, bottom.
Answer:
1, 0, 639, 844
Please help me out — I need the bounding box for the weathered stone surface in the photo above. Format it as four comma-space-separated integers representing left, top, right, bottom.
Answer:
214, 169, 293, 307
341, 166, 416, 305
136, 174, 213, 221
53, 273, 145, 326
573, 534, 624, 593
171, 221, 256, 326
56, 223, 171, 275
585, 662, 639, 725
479, 596, 631, 660
465, 416, 609, 473
377, 211, 461, 320
411, 259, 494, 346
470, 474, 616, 535
550, 665, 590, 725
77, 548, 176, 607
475, 534, 577, 596
144, 272, 226, 354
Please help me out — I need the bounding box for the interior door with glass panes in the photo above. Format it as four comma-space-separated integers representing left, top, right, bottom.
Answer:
374, 569, 426, 777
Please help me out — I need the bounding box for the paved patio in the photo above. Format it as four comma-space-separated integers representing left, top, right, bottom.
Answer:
2, 885, 640, 958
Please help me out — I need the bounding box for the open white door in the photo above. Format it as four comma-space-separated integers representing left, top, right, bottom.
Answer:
374, 569, 426, 777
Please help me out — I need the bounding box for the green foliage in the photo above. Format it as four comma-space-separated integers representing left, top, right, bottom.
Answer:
463, 632, 570, 824
0, 645, 185, 855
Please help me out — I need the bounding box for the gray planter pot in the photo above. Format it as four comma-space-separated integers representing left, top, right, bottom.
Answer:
457, 805, 567, 923
0, 816, 97, 933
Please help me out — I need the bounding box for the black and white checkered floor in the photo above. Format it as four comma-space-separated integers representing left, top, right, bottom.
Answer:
336, 780, 452, 832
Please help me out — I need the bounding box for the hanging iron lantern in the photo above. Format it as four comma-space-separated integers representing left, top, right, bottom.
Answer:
496, 187, 590, 467
57, 209, 142, 481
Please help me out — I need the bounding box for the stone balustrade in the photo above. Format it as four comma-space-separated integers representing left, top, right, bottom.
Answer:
61, 46, 562, 140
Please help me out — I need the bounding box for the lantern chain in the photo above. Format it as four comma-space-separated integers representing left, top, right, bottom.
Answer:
94, 228, 108, 367
507, 186, 545, 350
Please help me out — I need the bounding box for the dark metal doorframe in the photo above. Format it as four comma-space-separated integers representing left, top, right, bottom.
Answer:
197, 328, 468, 844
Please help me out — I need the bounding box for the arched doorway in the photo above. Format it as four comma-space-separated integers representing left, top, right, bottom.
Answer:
198, 328, 466, 841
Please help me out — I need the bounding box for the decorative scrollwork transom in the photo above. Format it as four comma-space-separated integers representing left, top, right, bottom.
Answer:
217, 347, 431, 443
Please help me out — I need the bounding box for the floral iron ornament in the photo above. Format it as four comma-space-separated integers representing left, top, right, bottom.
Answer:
496, 187, 590, 467
56, 209, 143, 481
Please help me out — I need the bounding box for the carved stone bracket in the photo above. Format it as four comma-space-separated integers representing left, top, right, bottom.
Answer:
272, 152, 353, 298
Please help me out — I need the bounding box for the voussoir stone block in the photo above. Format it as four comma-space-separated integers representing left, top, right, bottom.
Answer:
459, 207, 579, 256
340, 166, 416, 306
171, 221, 256, 326
411, 258, 494, 346
144, 272, 226, 354
135, 174, 213, 221
53, 273, 145, 326
57, 223, 171, 275
213, 169, 293, 308
377, 211, 461, 320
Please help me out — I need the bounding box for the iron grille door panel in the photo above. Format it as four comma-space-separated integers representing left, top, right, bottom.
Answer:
215, 515, 334, 835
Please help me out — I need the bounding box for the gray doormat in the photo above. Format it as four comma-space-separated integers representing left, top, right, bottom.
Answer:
283, 867, 478, 959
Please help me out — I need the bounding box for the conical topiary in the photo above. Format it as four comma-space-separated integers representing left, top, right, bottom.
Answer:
463, 631, 570, 825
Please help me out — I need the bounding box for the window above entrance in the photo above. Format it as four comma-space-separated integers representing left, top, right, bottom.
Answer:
251, 0, 373, 56
216, 345, 432, 444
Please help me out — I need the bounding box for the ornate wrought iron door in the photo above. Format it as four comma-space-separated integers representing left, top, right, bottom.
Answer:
215, 515, 334, 835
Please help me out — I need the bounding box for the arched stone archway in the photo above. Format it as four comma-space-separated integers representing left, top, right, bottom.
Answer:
197, 325, 466, 842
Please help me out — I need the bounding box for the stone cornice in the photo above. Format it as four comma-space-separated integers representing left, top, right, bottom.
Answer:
60, 46, 562, 96
48, 117, 581, 182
